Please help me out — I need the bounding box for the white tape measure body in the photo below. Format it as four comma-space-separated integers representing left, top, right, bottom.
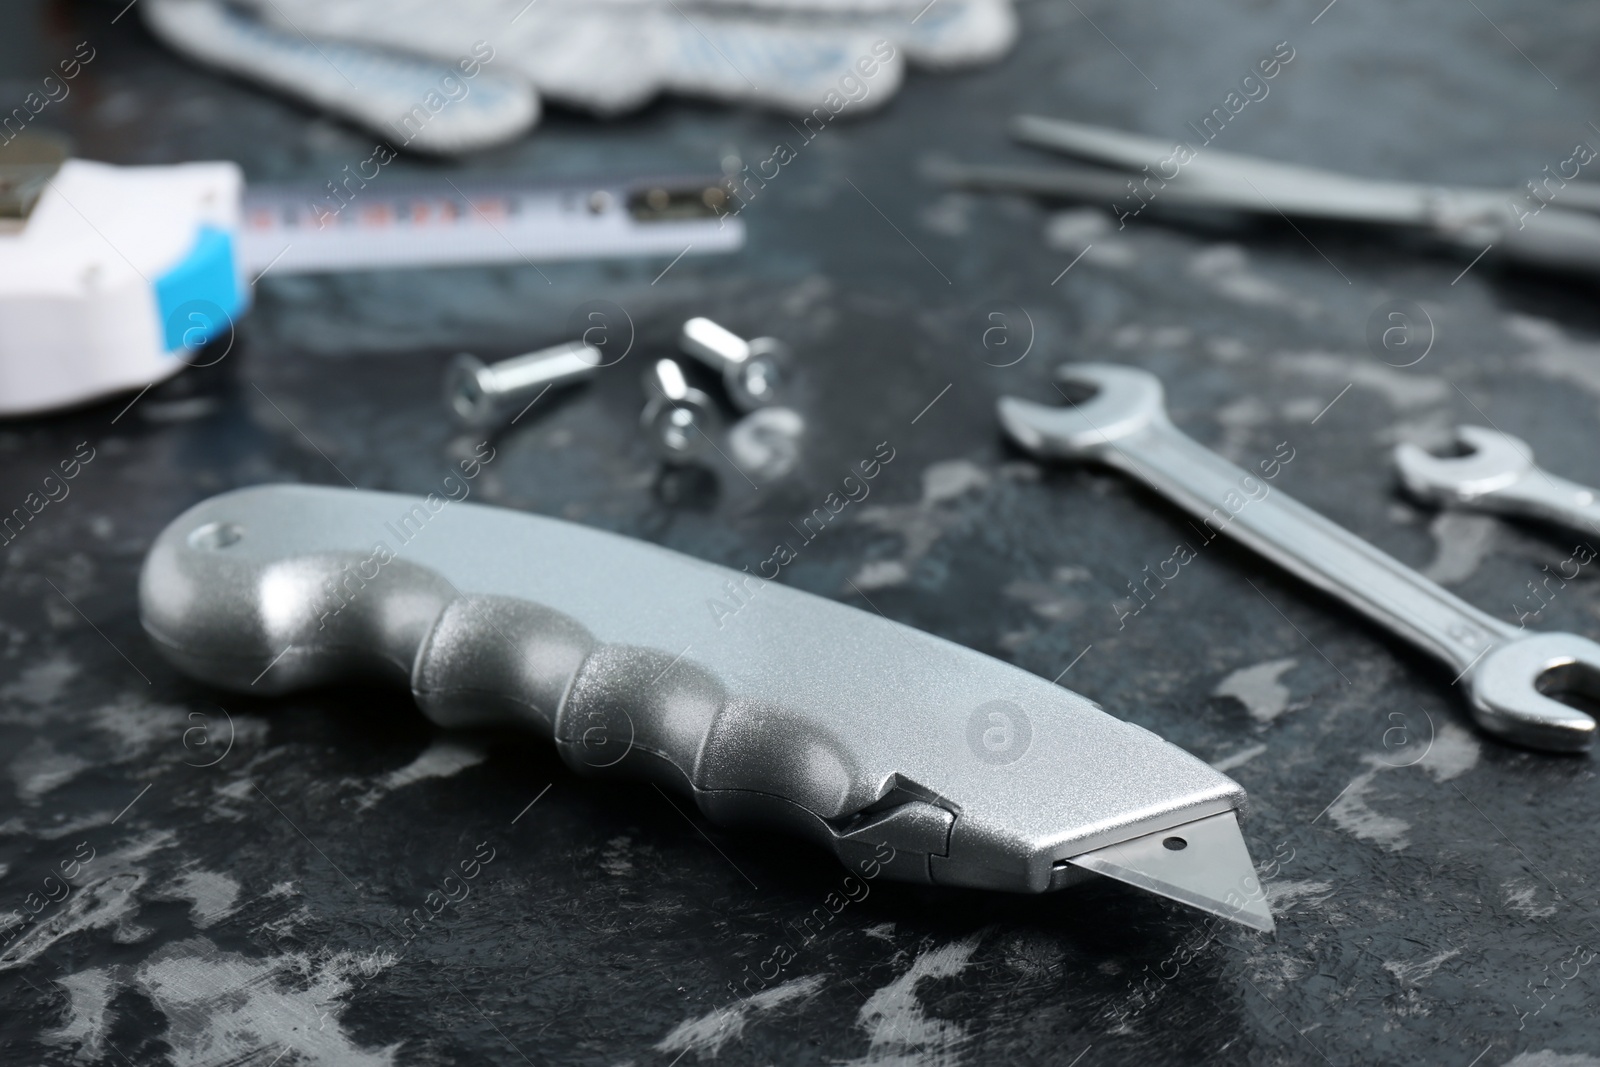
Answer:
0, 158, 247, 416
0, 155, 741, 417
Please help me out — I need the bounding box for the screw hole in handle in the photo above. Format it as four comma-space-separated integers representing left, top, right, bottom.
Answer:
188, 521, 243, 550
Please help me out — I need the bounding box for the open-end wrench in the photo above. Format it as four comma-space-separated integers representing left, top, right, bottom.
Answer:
999, 363, 1600, 753
1395, 425, 1600, 539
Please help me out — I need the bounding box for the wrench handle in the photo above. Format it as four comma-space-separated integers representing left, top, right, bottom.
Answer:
1113, 424, 1516, 674
1487, 206, 1600, 274
1492, 471, 1600, 542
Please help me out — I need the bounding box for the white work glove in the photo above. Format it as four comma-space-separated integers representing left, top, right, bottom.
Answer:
142, 0, 1016, 155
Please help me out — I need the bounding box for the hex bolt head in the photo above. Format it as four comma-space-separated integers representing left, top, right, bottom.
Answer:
678, 317, 790, 412
444, 341, 601, 428
641, 358, 722, 462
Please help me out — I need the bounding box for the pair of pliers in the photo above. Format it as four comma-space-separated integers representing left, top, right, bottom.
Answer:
940, 114, 1600, 275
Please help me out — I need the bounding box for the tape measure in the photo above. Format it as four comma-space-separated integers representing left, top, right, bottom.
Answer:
0, 137, 248, 418
237, 174, 743, 275
0, 135, 743, 416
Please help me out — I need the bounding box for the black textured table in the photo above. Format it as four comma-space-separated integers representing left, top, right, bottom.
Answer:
4, 2, 1600, 1065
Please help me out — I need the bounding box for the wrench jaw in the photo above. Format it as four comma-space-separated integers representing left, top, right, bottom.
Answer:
1467, 633, 1600, 752
998, 363, 1170, 460
1394, 426, 1536, 507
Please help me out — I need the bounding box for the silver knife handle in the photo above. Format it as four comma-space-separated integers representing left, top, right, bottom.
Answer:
139, 485, 1247, 893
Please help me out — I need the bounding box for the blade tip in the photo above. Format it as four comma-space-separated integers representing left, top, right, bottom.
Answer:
1238, 909, 1276, 935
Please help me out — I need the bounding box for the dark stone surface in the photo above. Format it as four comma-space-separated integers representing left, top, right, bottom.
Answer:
3, 1, 1600, 1064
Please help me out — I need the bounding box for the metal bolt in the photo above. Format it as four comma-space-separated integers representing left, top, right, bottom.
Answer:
678, 317, 789, 412
641, 358, 722, 461
444, 340, 600, 428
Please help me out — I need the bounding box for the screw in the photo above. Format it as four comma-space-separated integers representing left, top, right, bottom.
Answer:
678, 317, 789, 412
444, 340, 600, 428
641, 358, 722, 462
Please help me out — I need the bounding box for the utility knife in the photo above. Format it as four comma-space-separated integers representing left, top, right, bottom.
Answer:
139, 485, 1273, 932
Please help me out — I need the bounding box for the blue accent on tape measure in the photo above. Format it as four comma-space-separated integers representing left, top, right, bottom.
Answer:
155, 225, 243, 353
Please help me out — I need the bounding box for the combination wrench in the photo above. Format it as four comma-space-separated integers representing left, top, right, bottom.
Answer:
1395, 425, 1600, 538
999, 363, 1600, 752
